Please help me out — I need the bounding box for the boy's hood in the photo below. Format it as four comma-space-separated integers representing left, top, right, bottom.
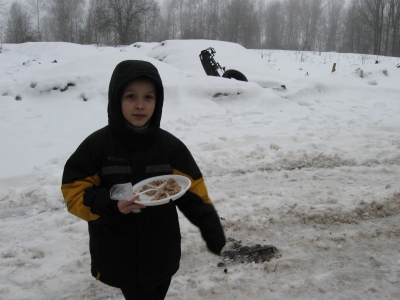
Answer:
108, 60, 164, 131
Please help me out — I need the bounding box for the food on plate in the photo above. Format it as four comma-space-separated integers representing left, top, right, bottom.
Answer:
162, 178, 182, 196
141, 178, 183, 201
139, 184, 157, 196
150, 180, 165, 187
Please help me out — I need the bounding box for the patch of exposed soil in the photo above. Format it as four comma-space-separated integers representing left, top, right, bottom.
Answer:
220, 238, 278, 265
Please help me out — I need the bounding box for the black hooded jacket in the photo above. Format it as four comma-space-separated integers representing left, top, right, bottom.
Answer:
61, 60, 226, 291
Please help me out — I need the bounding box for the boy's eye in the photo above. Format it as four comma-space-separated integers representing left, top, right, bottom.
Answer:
123, 93, 154, 100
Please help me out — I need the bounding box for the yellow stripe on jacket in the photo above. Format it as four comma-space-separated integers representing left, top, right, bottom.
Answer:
61, 174, 101, 222
172, 169, 212, 204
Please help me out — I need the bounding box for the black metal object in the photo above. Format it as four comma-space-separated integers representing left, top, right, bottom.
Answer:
199, 47, 248, 82
222, 69, 248, 81
199, 47, 224, 77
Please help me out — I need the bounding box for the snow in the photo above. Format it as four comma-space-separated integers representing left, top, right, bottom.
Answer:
1, 40, 400, 299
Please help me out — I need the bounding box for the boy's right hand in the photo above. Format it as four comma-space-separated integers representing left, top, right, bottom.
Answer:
117, 195, 146, 214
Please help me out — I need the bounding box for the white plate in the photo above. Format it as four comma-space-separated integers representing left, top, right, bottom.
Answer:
132, 175, 191, 206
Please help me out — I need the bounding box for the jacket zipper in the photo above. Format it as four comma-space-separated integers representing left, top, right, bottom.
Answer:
129, 131, 143, 288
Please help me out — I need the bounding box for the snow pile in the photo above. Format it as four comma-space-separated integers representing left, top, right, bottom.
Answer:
1, 41, 400, 299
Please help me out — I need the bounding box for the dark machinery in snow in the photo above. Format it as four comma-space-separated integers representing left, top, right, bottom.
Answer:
199, 47, 248, 82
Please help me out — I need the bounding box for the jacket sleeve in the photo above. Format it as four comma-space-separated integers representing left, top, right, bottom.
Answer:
173, 143, 226, 255
61, 136, 121, 222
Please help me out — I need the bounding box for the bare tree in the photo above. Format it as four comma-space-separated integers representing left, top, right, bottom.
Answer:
204, 0, 220, 40
27, 0, 45, 40
105, 0, 158, 45
251, 0, 265, 48
6, 1, 34, 43
185, 0, 206, 39
46, 0, 85, 43
175, 0, 199, 39
218, 0, 258, 48
323, 0, 345, 52
265, 0, 284, 49
342, 0, 360, 53
0, 1, 6, 47
156, 0, 179, 40
386, 0, 400, 56
283, 0, 302, 50
218, 0, 240, 43
239, 0, 260, 48
356, 0, 386, 55
342, 0, 400, 56
2, 0, 399, 55
298, 0, 323, 50
139, 1, 160, 41
85, 0, 115, 45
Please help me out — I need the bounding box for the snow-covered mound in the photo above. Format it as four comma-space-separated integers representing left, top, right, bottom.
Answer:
1, 41, 400, 300
143, 39, 287, 87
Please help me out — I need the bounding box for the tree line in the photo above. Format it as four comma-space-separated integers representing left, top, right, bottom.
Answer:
1, 0, 400, 57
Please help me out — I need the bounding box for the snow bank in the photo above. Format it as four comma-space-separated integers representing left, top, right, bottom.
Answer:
1, 41, 400, 300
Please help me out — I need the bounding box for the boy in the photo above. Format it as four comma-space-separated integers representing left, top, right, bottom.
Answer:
61, 60, 226, 299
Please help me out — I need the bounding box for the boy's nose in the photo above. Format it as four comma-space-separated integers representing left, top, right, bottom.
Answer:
135, 99, 145, 109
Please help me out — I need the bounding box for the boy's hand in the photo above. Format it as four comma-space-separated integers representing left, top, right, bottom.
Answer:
117, 195, 146, 214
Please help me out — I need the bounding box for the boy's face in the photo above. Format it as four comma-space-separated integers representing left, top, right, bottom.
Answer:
121, 79, 156, 127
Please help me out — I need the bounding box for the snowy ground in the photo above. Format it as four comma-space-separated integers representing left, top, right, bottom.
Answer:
0, 40, 399, 300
